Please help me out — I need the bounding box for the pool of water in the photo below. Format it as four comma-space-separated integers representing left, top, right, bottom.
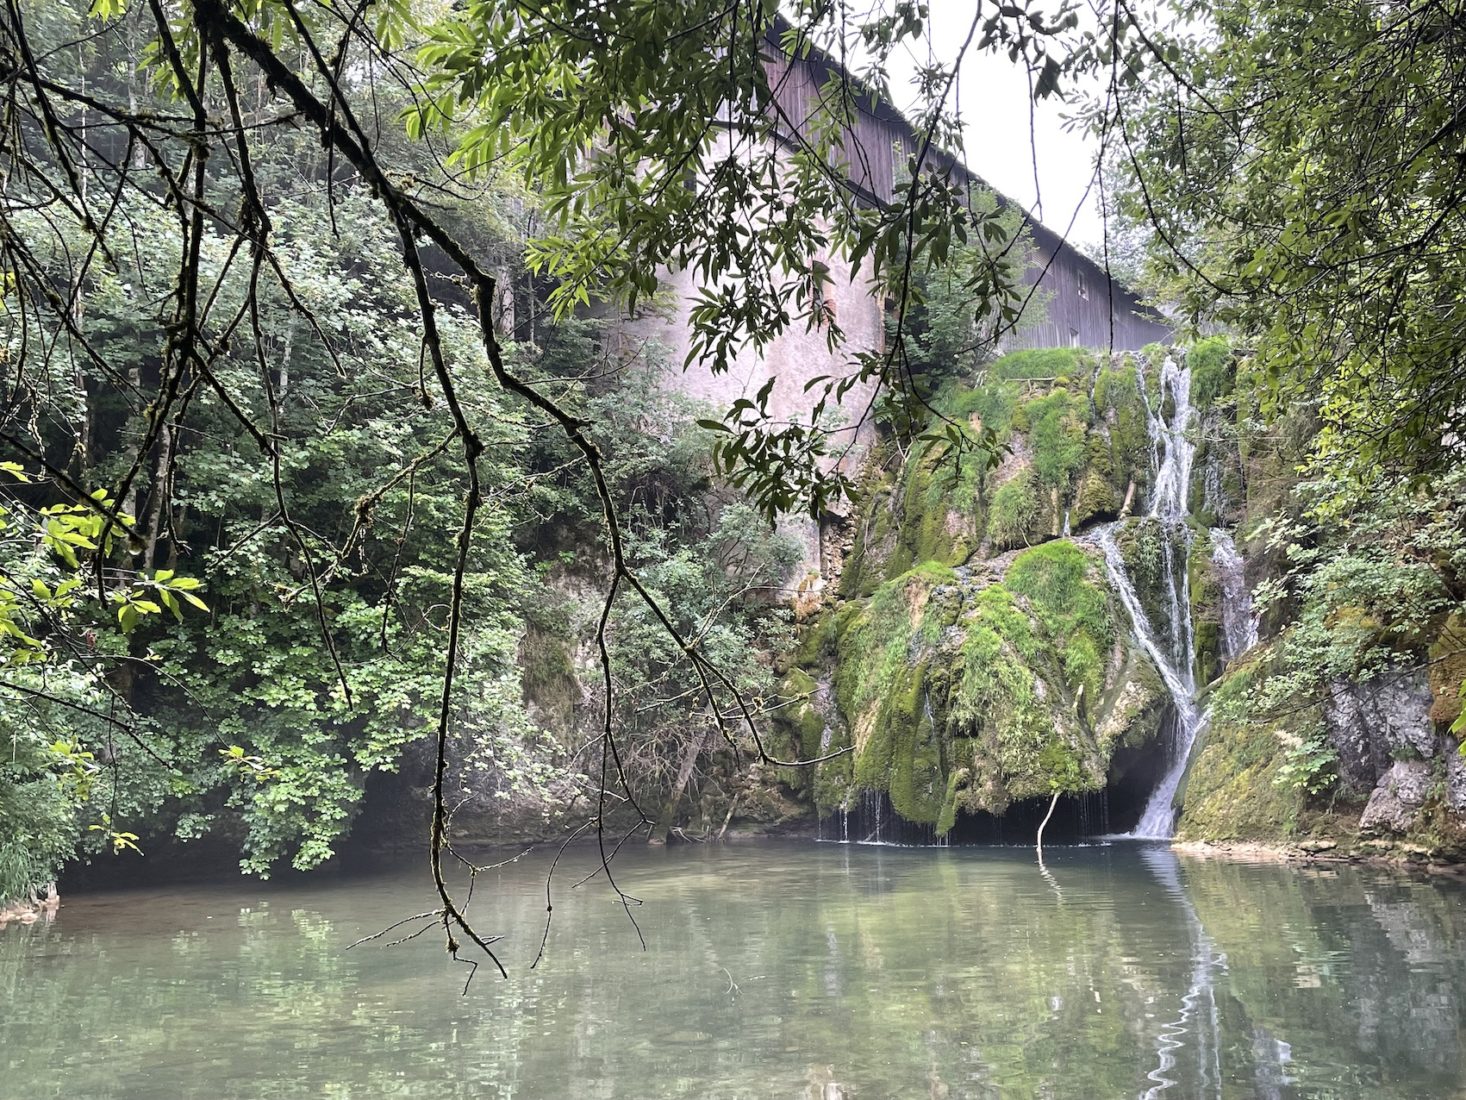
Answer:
3, 841, 1465, 1098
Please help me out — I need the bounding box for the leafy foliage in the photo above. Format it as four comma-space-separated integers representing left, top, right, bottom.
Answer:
1101, 0, 1466, 499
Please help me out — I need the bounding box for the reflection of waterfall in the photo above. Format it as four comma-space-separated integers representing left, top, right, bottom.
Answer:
1098, 355, 1204, 839
1209, 530, 1258, 661
1139, 847, 1229, 1100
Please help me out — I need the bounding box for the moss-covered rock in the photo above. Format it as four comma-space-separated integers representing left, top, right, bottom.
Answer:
827, 563, 961, 823
1188, 528, 1224, 686
942, 541, 1155, 817
1186, 336, 1234, 409
1178, 710, 1311, 842
1427, 612, 1466, 726
816, 541, 1166, 833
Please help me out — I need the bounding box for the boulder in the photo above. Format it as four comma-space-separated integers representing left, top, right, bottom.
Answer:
1360, 760, 1434, 834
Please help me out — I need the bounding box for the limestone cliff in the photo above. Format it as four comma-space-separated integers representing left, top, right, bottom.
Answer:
777, 348, 1173, 836
779, 339, 1466, 857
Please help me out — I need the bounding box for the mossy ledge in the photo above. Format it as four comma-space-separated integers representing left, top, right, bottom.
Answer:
789, 541, 1167, 835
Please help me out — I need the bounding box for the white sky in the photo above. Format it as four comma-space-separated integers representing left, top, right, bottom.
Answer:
885, 1, 1106, 251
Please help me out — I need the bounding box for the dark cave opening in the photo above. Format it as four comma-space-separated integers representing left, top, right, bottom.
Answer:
817, 707, 1180, 846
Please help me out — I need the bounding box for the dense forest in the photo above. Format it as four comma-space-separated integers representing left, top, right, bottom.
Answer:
2, 0, 1464, 957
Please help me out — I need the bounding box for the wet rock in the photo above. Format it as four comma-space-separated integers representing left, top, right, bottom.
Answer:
1325, 673, 1436, 795
1446, 749, 1466, 814
1360, 760, 1434, 834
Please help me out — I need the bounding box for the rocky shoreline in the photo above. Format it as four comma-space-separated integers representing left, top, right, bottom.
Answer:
1173, 838, 1466, 876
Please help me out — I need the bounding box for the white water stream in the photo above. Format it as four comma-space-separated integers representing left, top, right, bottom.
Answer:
1099, 355, 1207, 839
1210, 529, 1259, 660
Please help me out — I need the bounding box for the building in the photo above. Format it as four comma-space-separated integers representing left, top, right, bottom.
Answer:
617, 26, 1170, 594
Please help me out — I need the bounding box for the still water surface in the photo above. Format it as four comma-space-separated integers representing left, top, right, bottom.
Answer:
3, 841, 1465, 1098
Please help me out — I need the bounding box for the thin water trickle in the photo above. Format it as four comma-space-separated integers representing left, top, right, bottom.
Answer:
1210, 529, 1259, 661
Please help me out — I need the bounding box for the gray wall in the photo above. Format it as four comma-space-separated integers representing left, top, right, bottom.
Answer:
762, 40, 1171, 353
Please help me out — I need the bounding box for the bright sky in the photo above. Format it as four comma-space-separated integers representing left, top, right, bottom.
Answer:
886, 1, 1107, 252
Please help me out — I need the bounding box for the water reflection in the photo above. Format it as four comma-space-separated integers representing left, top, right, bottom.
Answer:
3, 843, 1465, 1098
1136, 846, 1225, 1100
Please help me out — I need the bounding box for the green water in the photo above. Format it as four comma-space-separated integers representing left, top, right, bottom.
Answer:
3, 842, 1465, 1098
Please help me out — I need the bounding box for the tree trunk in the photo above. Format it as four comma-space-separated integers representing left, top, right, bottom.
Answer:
142, 421, 172, 572
649, 725, 715, 845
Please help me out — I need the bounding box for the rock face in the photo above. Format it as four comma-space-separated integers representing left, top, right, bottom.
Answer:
1360, 760, 1435, 834
779, 349, 1180, 836
782, 544, 1168, 834
1326, 675, 1438, 796
1179, 648, 1466, 851
1321, 672, 1463, 838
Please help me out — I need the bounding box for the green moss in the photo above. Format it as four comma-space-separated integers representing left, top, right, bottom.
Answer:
839, 479, 898, 598
1006, 540, 1115, 702
519, 620, 579, 735
1022, 389, 1087, 490
1428, 612, 1466, 726
812, 733, 854, 811
1177, 693, 1307, 841
842, 381, 1031, 587
988, 468, 1038, 551
991, 347, 1090, 381
1091, 362, 1150, 502
807, 341, 1254, 837
938, 545, 1125, 818
791, 610, 839, 670
1072, 468, 1120, 528
829, 565, 960, 823
769, 668, 826, 792
936, 767, 966, 834
1186, 336, 1234, 409
895, 437, 981, 569
1187, 528, 1223, 684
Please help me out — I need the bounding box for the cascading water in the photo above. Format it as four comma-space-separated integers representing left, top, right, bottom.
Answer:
1209, 529, 1259, 660
1099, 525, 1204, 838
1146, 357, 1199, 671
1098, 354, 1205, 839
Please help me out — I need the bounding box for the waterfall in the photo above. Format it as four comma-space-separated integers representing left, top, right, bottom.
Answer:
1098, 354, 1204, 839
1146, 357, 1198, 526
1099, 524, 1205, 838
1146, 356, 1198, 671
1209, 529, 1259, 660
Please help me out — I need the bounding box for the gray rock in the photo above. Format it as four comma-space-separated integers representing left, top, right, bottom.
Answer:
1446, 748, 1466, 814
1325, 673, 1436, 795
1360, 760, 1434, 834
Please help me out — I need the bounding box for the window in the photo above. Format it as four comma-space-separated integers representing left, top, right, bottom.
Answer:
1069, 328, 1081, 347
1076, 269, 1090, 301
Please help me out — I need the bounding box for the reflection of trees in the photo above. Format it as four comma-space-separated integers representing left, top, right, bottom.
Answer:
2, 849, 1466, 1097
1183, 857, 1466, 1096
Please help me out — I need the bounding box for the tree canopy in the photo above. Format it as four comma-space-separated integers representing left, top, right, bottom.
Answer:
2, 0, 1464, 969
